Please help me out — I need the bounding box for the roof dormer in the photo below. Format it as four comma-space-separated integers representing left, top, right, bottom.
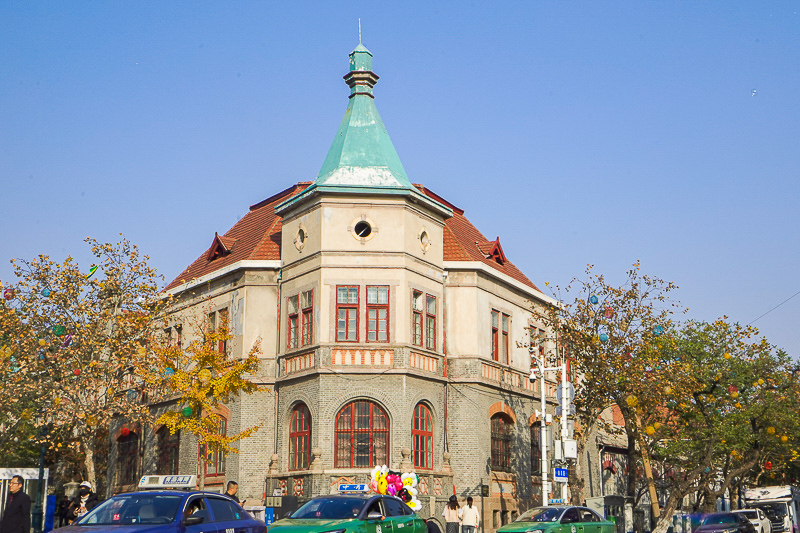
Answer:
207, 232, 236, 261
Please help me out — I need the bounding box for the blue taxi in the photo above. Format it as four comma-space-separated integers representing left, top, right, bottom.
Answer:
59, 475, 266, 533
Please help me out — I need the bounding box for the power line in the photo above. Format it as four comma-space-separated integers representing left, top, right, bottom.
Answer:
748, 289, 800, 326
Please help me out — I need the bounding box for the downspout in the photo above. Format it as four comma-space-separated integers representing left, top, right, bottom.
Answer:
442, 271, 449, 454
274, 269, 282, 456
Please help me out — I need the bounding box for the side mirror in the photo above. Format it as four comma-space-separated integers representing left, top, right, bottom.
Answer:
367, 511, 384, 521
184, 515, 204, 526
284, 512, 292, 518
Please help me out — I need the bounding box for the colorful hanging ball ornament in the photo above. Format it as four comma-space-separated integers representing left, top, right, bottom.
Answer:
724, 352, 732, 360
731, 391, 739, 399
199, 368, 212, 384
626, 395, 638, 407
782, 435, 789, 443
604, 306, 614, 318
758, 378, 765, 385
86, 265, 98, 279
3, 288, 15, 300
60, 335, 72, 349
654, 422, 662, 430
137, 345, 146, 356
645, 426, 655, 436
164, 367, 175, 377
73, 368, 81, 376
767, 426, 776, 434
86, 415, 97, 427
181, 406, 193, 417
599, 333, 609, 342
765, 461, 773, 471
121, 427, 130, 437
653, 325, 664, 336
589, 295, 599, 305
41, 288, 51, 297
53, 325, 66, 336
735, 402, 742, 408
728, 384, 738, 393
38, 339, 47, 347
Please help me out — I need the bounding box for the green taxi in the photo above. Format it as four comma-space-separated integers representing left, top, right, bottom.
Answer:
498, 506, 616, 533
267, 485, 427, 533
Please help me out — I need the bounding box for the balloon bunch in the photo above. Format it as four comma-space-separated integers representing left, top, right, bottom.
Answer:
369, 466, 422, 510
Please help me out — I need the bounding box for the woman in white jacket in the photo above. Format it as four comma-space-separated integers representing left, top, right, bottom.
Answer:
461, 497, 480, 533
442, 495, 462, 533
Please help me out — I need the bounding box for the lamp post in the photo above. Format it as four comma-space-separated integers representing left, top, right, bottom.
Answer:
529, 338, 572, 507
31, 422, 47, 533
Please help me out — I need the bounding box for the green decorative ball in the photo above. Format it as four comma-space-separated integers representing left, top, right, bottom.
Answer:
181, 406, 193, 417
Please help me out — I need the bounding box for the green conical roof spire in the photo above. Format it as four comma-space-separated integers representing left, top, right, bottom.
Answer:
313, 43, 414, 190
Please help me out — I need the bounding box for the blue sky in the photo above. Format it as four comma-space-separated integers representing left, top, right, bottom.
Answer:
1, 2, 798, 355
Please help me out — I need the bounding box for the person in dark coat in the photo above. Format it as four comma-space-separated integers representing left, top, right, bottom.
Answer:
0, 475, 31, 533
68, 481, 100, 523
57, 495, 71, 527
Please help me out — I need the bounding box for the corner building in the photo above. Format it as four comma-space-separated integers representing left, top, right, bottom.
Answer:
144, 42, 562, 531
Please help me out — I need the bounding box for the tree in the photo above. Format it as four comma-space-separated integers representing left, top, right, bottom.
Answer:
0, 237, 168, 491
538, 262, 686, 512
152, 308, 263, 489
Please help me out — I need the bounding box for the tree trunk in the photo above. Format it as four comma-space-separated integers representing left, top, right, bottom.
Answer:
83, 436, 97, 495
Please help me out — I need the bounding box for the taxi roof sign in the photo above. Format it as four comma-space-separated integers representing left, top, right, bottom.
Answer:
138, 475, 197, 490
338, 484, 369, 493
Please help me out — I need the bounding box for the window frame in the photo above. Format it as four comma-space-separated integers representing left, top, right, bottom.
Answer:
425, 295, 436, 351
208, 309, 228, 353
334, 400, 389, 468
490, 414, 512, 472
491, 310, 500, 361
366, 286, 390, 343
412, 403, 433, 470
412, 290, 423, 347
287, 295, 299, 350
301, 290, 313, 346
117, 432, 139, 486
501, 313, 510, 364
289, 403, 312, 471
336, 286, 359, 342
156, 427, 180, 476
201, 416, 227, 478
530, 425, 541, 475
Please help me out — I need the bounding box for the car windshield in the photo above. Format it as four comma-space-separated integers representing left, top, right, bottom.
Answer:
76, 494, 183, 526
737, 511, 758, 520
291, 497, 366, 520
753, 503, 789, 522
703, 514, 739, 525
516, 507, 564, 522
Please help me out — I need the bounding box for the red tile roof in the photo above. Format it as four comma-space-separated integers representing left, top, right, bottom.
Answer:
166, 182, 540, 293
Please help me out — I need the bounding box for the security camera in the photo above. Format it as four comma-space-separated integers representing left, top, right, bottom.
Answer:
529, 369, 537, 382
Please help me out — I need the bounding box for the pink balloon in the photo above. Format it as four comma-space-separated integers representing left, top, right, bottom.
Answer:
387, 484, 397, 496
370, 480, 378, 492
395, 480, 403, 490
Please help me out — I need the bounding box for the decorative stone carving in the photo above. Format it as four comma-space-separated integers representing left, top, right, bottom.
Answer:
441, 451, 453, 475
269, 453, 279, 474
310, 447, 323, 472
400, 446, 413, 471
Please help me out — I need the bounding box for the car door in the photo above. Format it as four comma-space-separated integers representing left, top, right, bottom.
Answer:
183, 496, 216, 533
363, 498, 391, 533
207, 495, 254, 533
578, 507, 603, 533
561, 507, 584, 533
383, 497, 418, 533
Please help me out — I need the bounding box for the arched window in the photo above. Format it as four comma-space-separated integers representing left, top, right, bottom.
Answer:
289, 403, 311, 471
117, 432, 139, 486
335, 400, 389, 468
490, 414, 512, 472
412, 403, 433, 469
157, 426, 180, 475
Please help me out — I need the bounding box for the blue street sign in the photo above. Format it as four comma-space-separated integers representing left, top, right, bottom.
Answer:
554, 468, 569, 482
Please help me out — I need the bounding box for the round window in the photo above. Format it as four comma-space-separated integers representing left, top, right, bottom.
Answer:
294, 225, 308, 251
354, 221, 372, 238
418, 227, 432, 253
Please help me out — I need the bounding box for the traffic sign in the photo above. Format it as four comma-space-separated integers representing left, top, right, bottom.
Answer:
554, 467, 569, 482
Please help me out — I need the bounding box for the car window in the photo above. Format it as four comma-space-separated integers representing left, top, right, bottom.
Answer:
292, 497, 366, 519
365, 499, 384, 517
183, 496, 210, 523
208, 497, 245, 521
77, 494, 183, 525
516, 507, 564, 522
383, 498, 407, 517
562, 508, 581, 524
580, 509, 600, 522
704, 514, 738, 525
739, 511, 757, 520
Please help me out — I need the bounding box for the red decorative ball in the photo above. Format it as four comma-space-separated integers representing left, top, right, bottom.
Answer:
121, 427, 130, 437
73, 368, 81, 376
765, 461, 773, 471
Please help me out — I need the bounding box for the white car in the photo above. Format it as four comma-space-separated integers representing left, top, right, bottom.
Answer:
734, 509, 772, 533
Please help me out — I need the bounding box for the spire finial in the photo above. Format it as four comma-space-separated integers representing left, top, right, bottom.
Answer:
358, 18, 362, 43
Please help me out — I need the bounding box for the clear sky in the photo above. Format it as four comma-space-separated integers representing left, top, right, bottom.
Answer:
1, 2, 798, 355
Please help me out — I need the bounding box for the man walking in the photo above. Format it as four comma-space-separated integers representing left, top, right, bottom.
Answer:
0, 475, 31, 533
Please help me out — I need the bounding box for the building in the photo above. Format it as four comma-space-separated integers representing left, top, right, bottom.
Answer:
109, 41, 567, 531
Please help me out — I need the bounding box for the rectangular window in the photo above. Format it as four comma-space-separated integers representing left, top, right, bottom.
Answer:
412, 291, 423, 347
336, 286, 359, 342
367, 286, 389, 342
425, 295, 436, 350
491, 310, 500, 361
501, 313, 509, 364
301, 290, 313, 346
287, 295, 299, 349
208, 310, 228, 353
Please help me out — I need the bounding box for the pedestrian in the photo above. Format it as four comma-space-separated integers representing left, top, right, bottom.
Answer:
68, 481, 99, 522
442, 495, 462, 533
224, 481, 246, 506
0, 475, 31, 533
57, 495, 71, 527
461, 497, 480, 533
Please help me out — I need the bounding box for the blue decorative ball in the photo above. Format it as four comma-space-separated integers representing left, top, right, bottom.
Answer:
589, 295, 599, 305
599, 333, 609, 342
